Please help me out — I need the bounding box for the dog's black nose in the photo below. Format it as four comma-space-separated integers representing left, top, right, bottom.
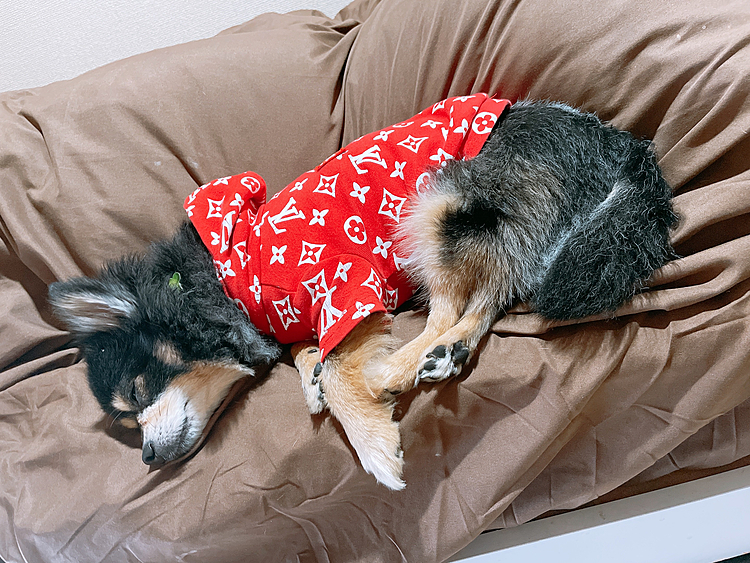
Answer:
142, 441, 162, 465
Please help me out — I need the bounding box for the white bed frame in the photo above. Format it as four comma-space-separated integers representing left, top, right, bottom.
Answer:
451, 466, 750, 563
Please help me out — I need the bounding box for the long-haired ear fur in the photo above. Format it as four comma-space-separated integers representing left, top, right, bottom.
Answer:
48, 276, 138, 335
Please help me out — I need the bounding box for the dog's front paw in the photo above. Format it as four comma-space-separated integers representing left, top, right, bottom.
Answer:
303, 361, 327, 414
292, 342, 327, 414
418, 341, 470, 382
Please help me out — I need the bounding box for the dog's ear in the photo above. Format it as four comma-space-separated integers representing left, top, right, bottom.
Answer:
49, 276, 138, 335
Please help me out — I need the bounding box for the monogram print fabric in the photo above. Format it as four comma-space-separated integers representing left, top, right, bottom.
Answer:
186, 94, 511, 359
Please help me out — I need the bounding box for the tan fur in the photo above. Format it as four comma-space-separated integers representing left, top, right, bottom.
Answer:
111, 395, 132, 413
137, 361, 251, 453
168, 361, 252, 423
118, 416, 139, 429
154, 341, 184, 366
374, 186, 504, 394
293, 313, 405, 489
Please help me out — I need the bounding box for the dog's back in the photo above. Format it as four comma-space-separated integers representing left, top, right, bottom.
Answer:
404, 100, 677, 320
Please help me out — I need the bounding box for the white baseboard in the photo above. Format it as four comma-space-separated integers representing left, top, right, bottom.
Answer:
451, 465, 750, 563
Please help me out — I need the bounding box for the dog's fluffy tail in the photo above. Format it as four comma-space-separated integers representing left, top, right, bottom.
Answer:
532, 140, 678, 320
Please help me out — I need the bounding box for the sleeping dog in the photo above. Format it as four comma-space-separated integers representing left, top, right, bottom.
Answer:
49, 95, 677, 490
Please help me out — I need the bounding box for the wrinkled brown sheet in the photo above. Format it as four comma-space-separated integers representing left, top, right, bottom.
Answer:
2, 0, 750, 561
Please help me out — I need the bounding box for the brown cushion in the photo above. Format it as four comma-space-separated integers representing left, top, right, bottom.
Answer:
2, 0, 749, 560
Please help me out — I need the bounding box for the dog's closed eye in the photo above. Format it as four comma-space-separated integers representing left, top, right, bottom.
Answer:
129, 381, 143, 408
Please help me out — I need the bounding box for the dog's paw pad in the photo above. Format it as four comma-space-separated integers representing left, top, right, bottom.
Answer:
430, 345, 448, 359
452, 341, 470, 366
418, 341, 470, 382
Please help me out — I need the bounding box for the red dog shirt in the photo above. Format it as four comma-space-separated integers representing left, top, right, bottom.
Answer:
186, 94, 511, 359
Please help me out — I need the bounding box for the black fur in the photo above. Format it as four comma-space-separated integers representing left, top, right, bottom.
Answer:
47, 99, 676, 475
435, 100, 677, 319
49, 223, 280, 413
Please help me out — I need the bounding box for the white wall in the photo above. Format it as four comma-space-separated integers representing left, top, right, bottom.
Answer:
1, 0, 352, 92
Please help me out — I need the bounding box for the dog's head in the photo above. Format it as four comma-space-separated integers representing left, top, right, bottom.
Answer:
49, 223, 280, 466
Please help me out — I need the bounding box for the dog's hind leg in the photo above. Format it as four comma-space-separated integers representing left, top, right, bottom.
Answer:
416, 289, 500, 383
370, 282, 469, 395
299, 313, 406, 489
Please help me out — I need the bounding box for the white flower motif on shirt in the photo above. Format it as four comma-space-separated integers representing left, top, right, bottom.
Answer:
302, 269, 335, 305
343, 215, 367, 245
298, 241, 326, 266
233, 240, 250, 269
290, 177, 308, 192
240, 175, 263, 194
270, 245, 287, 265
390, 161, 406, 180
372, 237, 392, 259
213, 176, 232, 186
472, 111, 499, 135
272, 296, 301, 330
421, 119, 442, 129
374, 129, 395, 141
430, 148, 454, 167
313, 173, 338, 197
353, 301, 376, 319
397, 135, 428, 154
334, 261, 352, 282
350, 182, 370, 204
415, 172, 431, 194
206, 196, 225, 219
384, 288, 399, 310
453, 118, 469, 135
362, 269, 383, 299
378, 189, 407, 223
249, 275, 261, 303
214, 259, 235, 279
309, 209, 329, 226
230, 193, 244, 209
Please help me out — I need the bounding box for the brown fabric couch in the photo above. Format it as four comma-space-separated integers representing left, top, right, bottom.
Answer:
2, 0, 750, 561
